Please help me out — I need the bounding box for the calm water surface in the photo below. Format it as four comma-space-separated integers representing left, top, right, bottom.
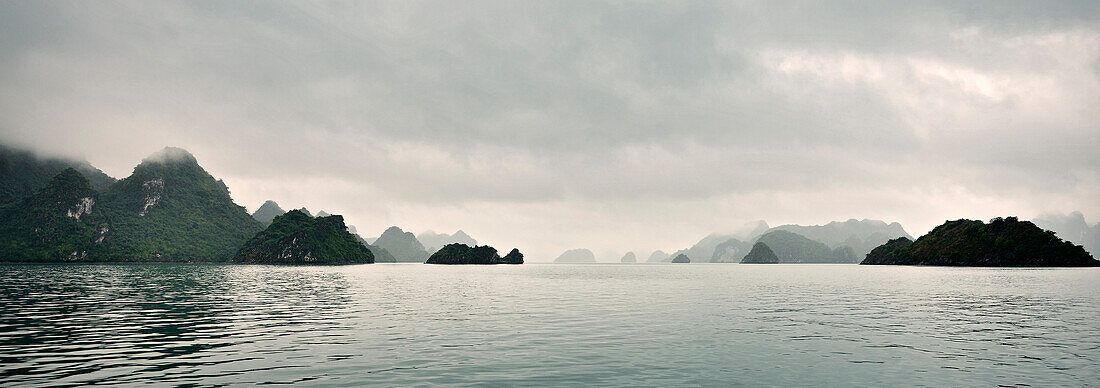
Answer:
0, 263, 1097, 386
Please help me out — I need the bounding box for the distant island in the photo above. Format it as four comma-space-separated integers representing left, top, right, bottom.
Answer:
621, 252, 637, 263
754, 230, 856, 263
425, 243, 523, 265
554, 248, 596, 263
670, 254, 690, 263
861, 217, 1099, 267
741, 242, 779, 264
232, 210, 374, 264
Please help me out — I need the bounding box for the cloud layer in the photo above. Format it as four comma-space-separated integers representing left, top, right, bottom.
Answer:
2, 1, 1098, 260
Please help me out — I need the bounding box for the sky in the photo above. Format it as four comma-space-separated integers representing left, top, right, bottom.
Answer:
1, 1, 1098, 261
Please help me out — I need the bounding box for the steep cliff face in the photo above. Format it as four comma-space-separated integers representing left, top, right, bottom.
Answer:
233, 210, 374, 265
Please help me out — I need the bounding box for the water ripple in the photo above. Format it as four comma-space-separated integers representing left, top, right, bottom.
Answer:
0, 264, 1097, 386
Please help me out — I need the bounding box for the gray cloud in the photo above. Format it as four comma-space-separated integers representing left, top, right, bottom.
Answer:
1, 1, 1097, 260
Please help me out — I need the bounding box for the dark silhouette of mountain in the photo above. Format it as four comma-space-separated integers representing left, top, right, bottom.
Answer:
670, 254, 690, 263
554, 248, 596, 263
0, 169, 108, 261
621, 252, 637, 263
252, 200, 285, 226
741, 242, 779, 264
232, 210, 373, 264
647, 250, 670, 263
425, 243, 523, 265
861, 237, 912, 264
754, 230, 855, 263
95, 147, 263, 261
373, 226, 429, 262
1033, 212, 1099, 256
767, 219, 911, 258
503, 248, 523, 264
711, 238, 750, 262
861, 217, 1098, 267
0, 144, 115, 206
418, 230, 477, 254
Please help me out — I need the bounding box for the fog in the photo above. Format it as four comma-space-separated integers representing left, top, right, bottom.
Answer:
2, 1, 1098, 260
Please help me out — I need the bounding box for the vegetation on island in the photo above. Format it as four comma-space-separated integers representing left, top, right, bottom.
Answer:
861, 217, 1098, 267
95, 148, 263, 261
0, 169, 107, 261
670, 253, 690, 263
425, 243, 523, 264
232, 210, 374, 264
740, 242, 779, 264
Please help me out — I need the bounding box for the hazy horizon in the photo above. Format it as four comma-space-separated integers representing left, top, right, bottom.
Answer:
2, 2, 1098, 260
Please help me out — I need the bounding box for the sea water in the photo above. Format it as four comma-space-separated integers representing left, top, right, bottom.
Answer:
0, 263, 1097, 386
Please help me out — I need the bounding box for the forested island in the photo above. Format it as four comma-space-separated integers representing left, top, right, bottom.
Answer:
861, 217, 1098, 267
741, 242, 779, 264
232, 210, 374, 264
425, 243, 523, 265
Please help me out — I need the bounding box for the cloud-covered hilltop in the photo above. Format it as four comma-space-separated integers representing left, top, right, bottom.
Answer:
1, 2, 1097, 260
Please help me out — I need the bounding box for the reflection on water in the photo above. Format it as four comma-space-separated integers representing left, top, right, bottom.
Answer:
0, 264, 1097, 386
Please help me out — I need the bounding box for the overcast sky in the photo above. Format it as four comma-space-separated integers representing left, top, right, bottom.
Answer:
2, 1, 1098, 260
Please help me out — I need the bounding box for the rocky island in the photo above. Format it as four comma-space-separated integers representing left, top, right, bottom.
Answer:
740, 242, 779, 264
861, 217, 1099, 267
232, 209, 374, 264
670, 254, 690, 263
425, 243, 523, 264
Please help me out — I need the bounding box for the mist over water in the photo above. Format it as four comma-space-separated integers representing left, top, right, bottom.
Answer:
2, 264, 1096, 386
